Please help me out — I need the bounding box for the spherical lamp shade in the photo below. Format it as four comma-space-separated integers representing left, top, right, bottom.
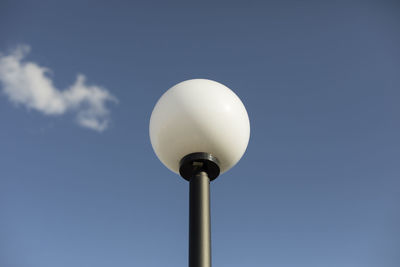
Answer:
149, 79, 250, 175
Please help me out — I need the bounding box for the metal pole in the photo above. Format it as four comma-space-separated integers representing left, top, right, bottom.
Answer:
189, 171, 211, 267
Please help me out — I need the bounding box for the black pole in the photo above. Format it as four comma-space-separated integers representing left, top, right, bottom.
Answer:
189, 171, 211, 267
180, 152, 220, 267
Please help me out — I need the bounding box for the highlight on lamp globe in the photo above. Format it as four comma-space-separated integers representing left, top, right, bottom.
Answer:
149, 79, 250, 175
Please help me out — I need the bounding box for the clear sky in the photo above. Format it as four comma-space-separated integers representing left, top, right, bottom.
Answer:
1, 1, 399, 266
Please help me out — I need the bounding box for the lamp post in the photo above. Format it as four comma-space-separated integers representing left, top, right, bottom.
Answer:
149, 79, 250, 267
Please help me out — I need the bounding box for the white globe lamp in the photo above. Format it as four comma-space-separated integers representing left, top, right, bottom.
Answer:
150, 79, 250, 177
149, 79, 250, 267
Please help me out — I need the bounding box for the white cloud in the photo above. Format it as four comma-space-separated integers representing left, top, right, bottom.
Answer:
0, 45, 117, 131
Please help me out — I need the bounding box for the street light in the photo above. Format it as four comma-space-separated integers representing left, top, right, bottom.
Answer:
149, 79, 250, 267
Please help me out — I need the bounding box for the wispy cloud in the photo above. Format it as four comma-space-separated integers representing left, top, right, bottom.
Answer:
0, 45, 117, 132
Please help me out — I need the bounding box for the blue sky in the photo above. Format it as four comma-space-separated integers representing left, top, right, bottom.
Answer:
0, 0, 399, 266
